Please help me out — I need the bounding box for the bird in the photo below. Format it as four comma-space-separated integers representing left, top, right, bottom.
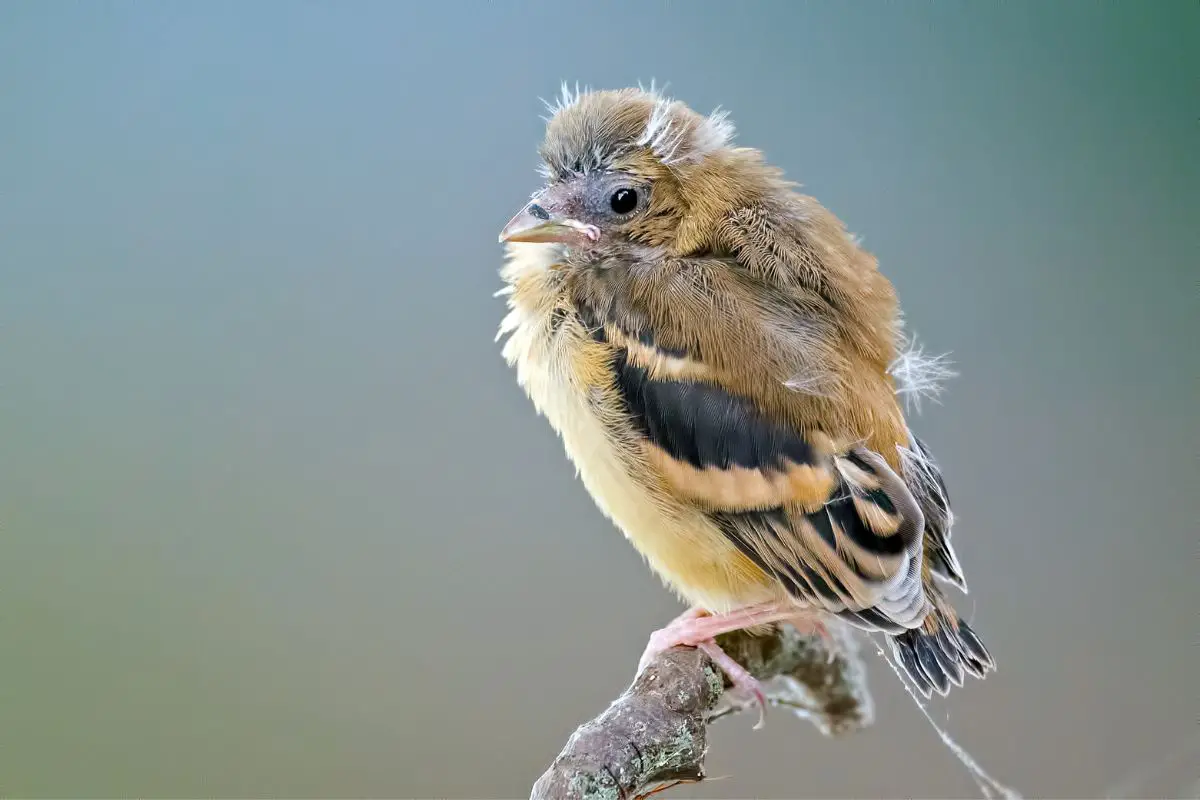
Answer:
495, 84, 994, 711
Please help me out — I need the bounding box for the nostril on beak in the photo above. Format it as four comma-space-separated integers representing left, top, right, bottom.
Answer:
528, 203, 550, 221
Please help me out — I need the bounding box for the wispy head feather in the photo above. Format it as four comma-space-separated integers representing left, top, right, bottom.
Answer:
634, 91, 736, 167
536, 82, 736, 179
539, 81, 591, 121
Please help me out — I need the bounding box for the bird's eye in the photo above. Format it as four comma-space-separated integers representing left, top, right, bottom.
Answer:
609, 188, 638, 214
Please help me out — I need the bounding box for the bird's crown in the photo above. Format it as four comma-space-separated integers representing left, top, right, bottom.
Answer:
537, 83, 736, 180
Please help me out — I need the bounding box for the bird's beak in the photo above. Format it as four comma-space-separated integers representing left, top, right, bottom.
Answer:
499, 202, 600, 245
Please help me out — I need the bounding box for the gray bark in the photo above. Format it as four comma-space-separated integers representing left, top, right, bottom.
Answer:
531, 621, 872, 800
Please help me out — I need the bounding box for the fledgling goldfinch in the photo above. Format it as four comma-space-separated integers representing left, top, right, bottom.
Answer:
496, 85, 993, 710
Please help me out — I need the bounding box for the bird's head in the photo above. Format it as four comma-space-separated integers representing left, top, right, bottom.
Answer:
499, 84, 781, 257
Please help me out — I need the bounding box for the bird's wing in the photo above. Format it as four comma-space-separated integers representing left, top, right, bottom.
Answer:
609, 342, 929, 631
901, 435, 968, 592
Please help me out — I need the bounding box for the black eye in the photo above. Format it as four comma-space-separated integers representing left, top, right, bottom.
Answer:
609, 188, 638, 214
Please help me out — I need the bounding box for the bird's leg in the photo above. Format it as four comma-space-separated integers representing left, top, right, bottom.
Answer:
637, 601, 801, 728
639, 601, 801, 667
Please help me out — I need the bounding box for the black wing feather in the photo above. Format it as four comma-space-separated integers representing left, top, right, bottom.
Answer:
609, 346, 928, 629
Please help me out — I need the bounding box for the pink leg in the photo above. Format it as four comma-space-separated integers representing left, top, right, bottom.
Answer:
638, 601, 800, 671
637, 601, 802, 727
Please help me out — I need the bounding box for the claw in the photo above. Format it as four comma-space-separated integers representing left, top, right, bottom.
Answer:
696, 639, 767, 728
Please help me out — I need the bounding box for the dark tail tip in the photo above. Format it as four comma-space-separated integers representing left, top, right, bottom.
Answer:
889, 611, 994, 698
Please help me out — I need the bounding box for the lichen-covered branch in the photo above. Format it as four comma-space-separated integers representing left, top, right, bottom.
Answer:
530, 621, 872, 800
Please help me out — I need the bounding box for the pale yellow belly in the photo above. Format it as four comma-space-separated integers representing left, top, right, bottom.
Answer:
499, 300, 777, 612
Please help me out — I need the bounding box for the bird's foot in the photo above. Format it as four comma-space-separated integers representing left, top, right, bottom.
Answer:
636, 602, 799, 729
695, 638, 769, 729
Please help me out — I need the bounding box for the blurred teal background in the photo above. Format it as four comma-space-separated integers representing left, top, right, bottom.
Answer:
3, 1, 1197, 797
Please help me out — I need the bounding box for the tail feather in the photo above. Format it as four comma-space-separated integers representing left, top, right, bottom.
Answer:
889, 599, 994, 697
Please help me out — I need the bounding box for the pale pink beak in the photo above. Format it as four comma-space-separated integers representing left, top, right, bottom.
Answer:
498, 202, 600, 245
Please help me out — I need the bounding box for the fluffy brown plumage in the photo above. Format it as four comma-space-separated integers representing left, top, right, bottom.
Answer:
497, 85, 993, 700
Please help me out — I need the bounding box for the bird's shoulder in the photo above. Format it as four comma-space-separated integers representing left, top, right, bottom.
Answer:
564, 250, 908, 458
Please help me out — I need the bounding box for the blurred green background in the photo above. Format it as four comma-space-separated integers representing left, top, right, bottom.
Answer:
3, 1, 1197, 797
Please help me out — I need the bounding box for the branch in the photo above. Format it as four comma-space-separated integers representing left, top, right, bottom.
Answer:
531, 621, 873, 800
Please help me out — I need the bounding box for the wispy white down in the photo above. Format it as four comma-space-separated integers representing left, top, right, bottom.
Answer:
783, 373, 833, 396
633, 88, 736, 166
889, 335, 957, 414
636, 78, 667, 96
539, 81, 590, 121
538, 79, 734, 167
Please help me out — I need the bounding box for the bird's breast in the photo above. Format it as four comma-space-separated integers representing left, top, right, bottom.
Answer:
496, 257, 774, 611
